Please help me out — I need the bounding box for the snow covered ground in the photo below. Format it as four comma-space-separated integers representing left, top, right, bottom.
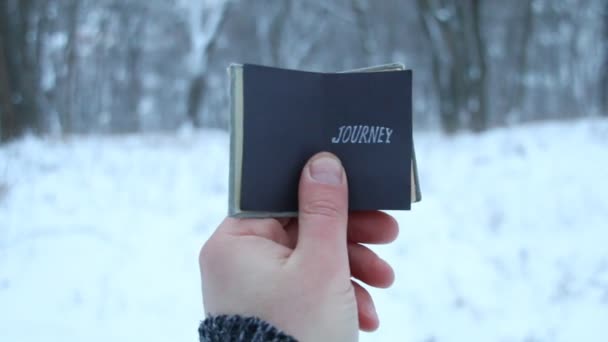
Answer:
1, 119, 607, 342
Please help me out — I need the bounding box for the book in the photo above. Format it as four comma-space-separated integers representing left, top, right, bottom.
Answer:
228, 63, 421, 218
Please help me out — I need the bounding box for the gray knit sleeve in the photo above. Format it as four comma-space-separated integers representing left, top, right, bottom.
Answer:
199, 315, 298, 342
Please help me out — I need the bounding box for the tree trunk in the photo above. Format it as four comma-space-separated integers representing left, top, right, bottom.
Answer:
0, 0, 42, 141
512, 1, 533, 120
109, 4, 143, 133
467, 0, 487, 132
0, 29, 15, 142
187, 75, 204, 128
59, 0, 80, 134
187, 2, 230, 128
602, 2, 608, 116
16, 0, 41, 134
417, 0, 459, 134
351, 0, 375, 66
416, 0, 488, 134
124, 22, 143, 133
268, 0, 292, 66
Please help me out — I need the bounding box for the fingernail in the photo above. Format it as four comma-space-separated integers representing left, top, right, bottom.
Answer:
309, 155, 343, 185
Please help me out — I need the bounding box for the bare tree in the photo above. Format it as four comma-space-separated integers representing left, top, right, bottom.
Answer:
467, 0, 486, 132
110, 1, 145, 133
351, 0, 375, 66
187, 1, 231, 128
0, 0, 44, 141
267, 0, 292, 66
502, 0, 534, 123
59, 0, 80, 133
417, 0, 488, 133
602, 2, 608, 115
0, 26, 15, 142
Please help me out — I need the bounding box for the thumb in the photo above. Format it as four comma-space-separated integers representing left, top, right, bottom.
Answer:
295, 152, 349, 265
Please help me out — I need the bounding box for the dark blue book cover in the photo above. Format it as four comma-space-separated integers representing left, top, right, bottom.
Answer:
229, 64, 418, 217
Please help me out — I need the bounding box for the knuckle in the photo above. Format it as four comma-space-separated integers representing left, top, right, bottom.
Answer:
301, 197, 344, 219
198, 238, 221, 272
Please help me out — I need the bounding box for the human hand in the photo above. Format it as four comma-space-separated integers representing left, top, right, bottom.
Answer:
199, 152, 399, 341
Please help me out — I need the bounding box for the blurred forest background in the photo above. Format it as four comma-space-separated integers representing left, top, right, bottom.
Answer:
0, 0, 606, 142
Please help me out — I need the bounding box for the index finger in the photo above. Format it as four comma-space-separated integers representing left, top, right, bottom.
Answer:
347, 211, 399, 244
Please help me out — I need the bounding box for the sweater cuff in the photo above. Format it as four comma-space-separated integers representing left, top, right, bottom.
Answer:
199, 315, 298, 342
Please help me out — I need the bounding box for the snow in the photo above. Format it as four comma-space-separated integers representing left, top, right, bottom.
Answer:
1, 118, 608, 341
